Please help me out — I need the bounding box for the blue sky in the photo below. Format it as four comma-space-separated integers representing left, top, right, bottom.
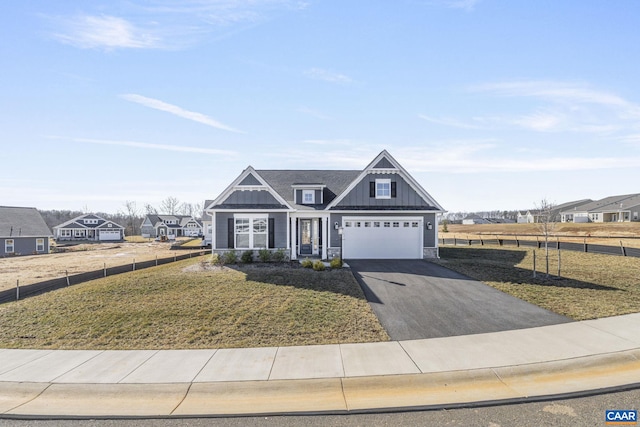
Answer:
2, 0, 640, 214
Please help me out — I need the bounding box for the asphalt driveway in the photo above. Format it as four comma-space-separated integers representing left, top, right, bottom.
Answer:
348, 259, 571, 341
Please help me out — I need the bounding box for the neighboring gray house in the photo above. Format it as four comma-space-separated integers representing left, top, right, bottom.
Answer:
0, 206, 52, 257
53, 214, 125, 241
205, 150, 445, 260
201, 199, 214, 246
561, 194, 640, 223
140, 215, 203, 239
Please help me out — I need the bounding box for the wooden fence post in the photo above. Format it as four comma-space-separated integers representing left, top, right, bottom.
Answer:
533, 250, 536, 278
620, 241, 627, 256
133, 259, 136, 271
104, 263, 107, 277
557, 249, 561, 278
66, 270, 70, 286
156, 255, 158, 266
16, 280, 19, 301
584, 238, 588, 253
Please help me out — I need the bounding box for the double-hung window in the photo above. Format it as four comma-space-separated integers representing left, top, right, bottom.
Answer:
375, 179, 391, 199
302, 190, 315, 204
36, 238, 45, 252
5, 239, 14, 254
235, 216, 268, 249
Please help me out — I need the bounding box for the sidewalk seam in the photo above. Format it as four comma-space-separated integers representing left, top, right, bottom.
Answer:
0, 350, 53, 377
397, 340, 423, 374
169, 382, 193, 416
117, 350, 160, 383
50, 350, 105, 383
267, 347, 279, 380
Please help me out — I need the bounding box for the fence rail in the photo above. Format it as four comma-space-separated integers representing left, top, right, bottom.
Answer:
441, 236, 640, 258
0, 251, 208, 305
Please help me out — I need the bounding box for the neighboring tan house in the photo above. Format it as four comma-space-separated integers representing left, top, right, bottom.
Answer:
0, 206, 52, 256
561, 194, 640, 223
205, 150, 445, 260
53, 214, 125, 241
140, 215, 203, 239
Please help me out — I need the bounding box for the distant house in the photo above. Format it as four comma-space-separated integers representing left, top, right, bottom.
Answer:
561, 194, 640, 223
0, 206, 52, 257
517, 211, 538, 224
201, 200, 214, 246
53, 214, 125, 241
140, 215, 203, 239
462, 214, 491, 225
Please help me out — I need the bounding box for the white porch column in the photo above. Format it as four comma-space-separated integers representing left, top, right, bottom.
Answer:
322, 216, 328, 260
290, 216, 297, 260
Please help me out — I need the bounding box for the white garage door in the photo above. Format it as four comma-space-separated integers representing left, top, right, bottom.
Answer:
99, 230, 121, 241
342, 217, 423, 259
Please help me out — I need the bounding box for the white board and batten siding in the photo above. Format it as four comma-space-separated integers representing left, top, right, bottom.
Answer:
341, 217, 423, 259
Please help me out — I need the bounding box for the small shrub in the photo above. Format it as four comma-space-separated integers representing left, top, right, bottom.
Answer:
301, 258, 313, 268
210, 253, 220, 265
258, 248, 271, 263
224, 250, 238, 264
329, 257, 343, 269
272, 249, 286, 263
241, 250, 254, 263
312, 260, 326, 271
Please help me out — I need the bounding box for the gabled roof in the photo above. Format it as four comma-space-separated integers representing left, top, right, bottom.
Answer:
326, 150, 445, 212
0, 206, 52, 238
143, 214, 202, 227
53, 213, 124, 230
207, 150, 444, 213
569, 194, 640, 213
208, 166, 291, 210
257, 170, 360, 210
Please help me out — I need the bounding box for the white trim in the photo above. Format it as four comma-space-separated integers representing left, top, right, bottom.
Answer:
342, 216, 423, 259
208, 166, 292, 211
375, 178, 391, 199
302, 189, 315, 204
326, 150, 445, 212
233, 213, 269, 249
5, 238, 15, 253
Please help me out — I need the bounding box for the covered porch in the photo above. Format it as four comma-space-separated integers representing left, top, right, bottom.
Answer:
289, 213, 331, 260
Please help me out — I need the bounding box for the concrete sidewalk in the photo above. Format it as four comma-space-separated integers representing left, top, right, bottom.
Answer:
1, 313, 640, 417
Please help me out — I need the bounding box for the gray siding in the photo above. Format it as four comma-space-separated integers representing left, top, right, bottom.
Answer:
373, 157, 394, 168
335, 173, 430, 208
329, 212, 437, 248
141, 225, 157, 238
222, 190, 280, 205
214, 212, 288, 249
1, 237, 49, 257
238, 173, 261, 185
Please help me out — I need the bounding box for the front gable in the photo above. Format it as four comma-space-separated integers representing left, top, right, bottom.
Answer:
210, 166, 291, 210
327, 150, 444, 212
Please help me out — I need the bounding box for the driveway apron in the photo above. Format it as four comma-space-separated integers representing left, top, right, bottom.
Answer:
348, 259, 571, 341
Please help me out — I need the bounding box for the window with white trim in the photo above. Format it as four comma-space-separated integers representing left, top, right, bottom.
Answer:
36, 238, 45, 252
375, 179, 391, 199
74, 230, 85, 237
61, 230, 72, 237
302, 190, 315, 204
5, 239, 14, 253
235, 216, 268, 249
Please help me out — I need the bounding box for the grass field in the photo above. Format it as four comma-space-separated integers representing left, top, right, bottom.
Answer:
0, 258, 388, 349
442, 222, 640, 248
433, 246, 640, 321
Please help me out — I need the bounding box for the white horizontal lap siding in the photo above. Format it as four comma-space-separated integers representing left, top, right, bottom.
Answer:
342, 217, 423, 259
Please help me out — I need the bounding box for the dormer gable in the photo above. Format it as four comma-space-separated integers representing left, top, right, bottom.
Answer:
292, 184, 326, 205
208, 166, 291, 210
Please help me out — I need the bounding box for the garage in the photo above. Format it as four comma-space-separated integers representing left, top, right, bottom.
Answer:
342, 217, 423, 259
99, 230, 121, 241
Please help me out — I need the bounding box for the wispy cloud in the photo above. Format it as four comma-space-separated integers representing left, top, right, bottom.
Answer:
50, 14, 162, 50
121, 94, 244, 133
418, 114, 484, 129
70, 137, 237, 156
304, 68, 353, 84
47, 1, 307, 50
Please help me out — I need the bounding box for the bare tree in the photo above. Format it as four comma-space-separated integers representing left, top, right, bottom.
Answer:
144, 203, 158, 215
535, 198, 557, 278
159, 196, 180, 215
123, 200, 140, 236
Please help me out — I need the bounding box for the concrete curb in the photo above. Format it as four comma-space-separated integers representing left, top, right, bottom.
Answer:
1, 349, 640, 418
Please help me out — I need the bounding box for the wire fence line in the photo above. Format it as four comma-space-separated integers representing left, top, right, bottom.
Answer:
441, 236, 640, 258
0, 251, 209, 305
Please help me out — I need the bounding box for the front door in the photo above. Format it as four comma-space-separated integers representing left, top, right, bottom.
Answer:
300, 219, 312, 255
